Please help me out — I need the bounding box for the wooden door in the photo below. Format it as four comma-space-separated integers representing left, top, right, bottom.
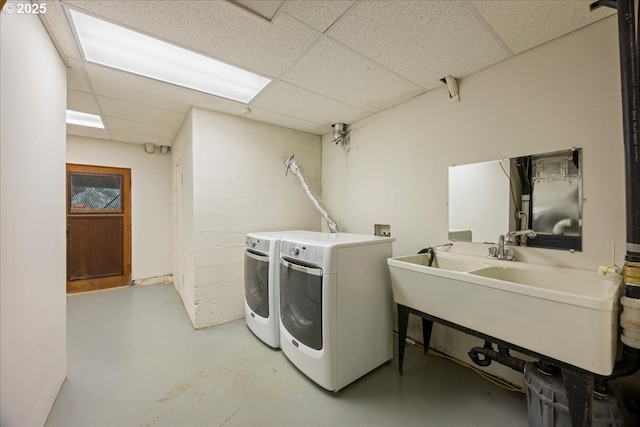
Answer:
66, 164, 131, 294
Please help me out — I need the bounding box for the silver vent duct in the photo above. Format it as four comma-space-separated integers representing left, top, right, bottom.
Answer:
284, 154, 340, 233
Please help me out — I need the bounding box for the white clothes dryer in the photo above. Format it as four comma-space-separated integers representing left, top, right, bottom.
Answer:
279, 232, 395, 391
244, 230, 325, 348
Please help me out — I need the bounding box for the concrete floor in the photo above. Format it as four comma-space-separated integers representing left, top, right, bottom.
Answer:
46, 283, 528, 427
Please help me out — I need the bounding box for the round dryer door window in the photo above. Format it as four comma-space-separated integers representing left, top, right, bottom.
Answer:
280, 259, 323, 350
244, 250, 270, 318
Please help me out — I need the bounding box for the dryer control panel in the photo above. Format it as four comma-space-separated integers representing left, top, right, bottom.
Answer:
245, 236, 270, 253
281, 241, 325, 266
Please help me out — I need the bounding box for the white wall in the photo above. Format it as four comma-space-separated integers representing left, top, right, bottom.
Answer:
448, 159, 510, 243
322, 17, 624, 384
0, 7, 67, 427
67, 136, 173, 281
174, 108, 322, 328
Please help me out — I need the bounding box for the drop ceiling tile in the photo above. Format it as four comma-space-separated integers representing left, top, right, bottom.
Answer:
281, 37, 424, 112
67, 90, 100, 114
231, 0, 284, 21
109, 131, 173, 147
85, 64, 193, 113
86, 62, 253, 119
281, 0, 355, 33
327, 0, 510, 90
83, 59, 266, 141
185, 91, 249, 117
40, 0, 81, 59
242, 107, 325, 135
103, 117, 176, 140
66, 124, 111, 140
65, 0, 321, 77
252, 81, 369, 127
470, 0, 616, 54
66, 58, 92, 92
51, 0, 611, 142
97, 97, 186, 128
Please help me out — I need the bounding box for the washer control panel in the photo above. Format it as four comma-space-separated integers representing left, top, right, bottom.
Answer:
281, 241, 325, 265
245, 236, 270, 253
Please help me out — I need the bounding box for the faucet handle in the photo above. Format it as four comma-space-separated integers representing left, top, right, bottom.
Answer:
505, 248, 515, 261
504, 233, 516, 246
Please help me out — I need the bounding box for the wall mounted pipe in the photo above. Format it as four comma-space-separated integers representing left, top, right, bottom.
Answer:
284, 154, 340, 233
590, 1, 640, 391
612, 0, 640, 366
612, 0, 640, 264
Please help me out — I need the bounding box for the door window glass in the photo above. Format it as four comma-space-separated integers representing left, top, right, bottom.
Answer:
280, 263, 323, 350
69, 173, 123, 213
244, 252, 270, 318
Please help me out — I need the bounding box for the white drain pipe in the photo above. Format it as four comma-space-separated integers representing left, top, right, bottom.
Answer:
284, 155, 340, 233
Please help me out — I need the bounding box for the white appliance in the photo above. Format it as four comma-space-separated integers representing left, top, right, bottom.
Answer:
279, 232, 395, 391
244, 231, 324, 348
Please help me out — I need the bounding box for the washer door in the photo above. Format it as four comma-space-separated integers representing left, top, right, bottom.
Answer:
244, 250, 270, 318
280, 258, 323, 350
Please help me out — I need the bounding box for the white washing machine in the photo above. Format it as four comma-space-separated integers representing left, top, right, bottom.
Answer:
244, 230, 325, 348
279, 232, 395, 391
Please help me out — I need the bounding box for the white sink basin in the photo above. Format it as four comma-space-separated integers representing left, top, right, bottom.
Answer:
468, 266, 617, 305
392, 253, 488, 272
387, 252, 621, 375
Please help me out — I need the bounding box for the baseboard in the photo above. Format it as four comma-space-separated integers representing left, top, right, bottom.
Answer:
131, 274, 173, 286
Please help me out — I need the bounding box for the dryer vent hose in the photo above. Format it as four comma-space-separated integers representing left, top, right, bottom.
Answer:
284, 155, 340, 233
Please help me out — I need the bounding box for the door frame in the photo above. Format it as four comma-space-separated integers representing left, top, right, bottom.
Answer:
175, 158, 184, 296
66, 163, 132, 293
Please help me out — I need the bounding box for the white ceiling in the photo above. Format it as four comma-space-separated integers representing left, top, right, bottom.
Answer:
38, 0, 615, 145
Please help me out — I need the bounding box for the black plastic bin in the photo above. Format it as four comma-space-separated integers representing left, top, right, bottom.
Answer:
523, 363, 623, 427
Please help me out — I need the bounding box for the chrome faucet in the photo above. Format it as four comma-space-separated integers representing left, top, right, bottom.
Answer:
489, 230, 537, 261
497, 234, 506, 256
495, 234, 515, 261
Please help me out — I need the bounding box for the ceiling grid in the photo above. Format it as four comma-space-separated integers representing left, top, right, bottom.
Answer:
34, 0, 614, 143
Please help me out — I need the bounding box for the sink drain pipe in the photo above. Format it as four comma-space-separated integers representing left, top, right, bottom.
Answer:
591, 0, 640, 390
468, 341, 526, 373
284, 154, 340, 233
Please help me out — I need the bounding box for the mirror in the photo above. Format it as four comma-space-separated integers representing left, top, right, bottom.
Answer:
448, 148, 582, 251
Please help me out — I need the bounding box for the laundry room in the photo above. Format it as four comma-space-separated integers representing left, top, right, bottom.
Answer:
2, 1, 639, 426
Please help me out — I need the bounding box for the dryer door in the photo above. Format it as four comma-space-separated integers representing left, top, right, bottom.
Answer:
244, 250, 270, 318
280, 258, 323, 350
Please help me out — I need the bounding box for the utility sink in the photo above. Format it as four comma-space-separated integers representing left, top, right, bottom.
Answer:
469, 266, 617, 305
387, 252, 621, 375
393, 253, 488, 272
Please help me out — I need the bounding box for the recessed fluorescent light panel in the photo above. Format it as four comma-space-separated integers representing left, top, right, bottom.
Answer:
66, 110, 105, 129
67, 9, 271, 103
